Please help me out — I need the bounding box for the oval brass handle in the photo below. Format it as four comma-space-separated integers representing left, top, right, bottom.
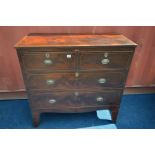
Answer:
46, 79, 55, 85
98, 78, 106, 84
67, 54, 72, 59
75, 72, 79, 78
96, 97, 104, 102
74, 91, 79, 96
49, 99, 56, 104
101, 58, 110, 64
44, 59, 53, 65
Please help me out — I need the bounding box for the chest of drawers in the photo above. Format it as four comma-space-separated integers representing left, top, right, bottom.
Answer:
15, 34, 137, 127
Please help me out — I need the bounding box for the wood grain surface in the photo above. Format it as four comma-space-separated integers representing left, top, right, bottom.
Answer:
25, 71, 126, 91
29, 90, 121, 109
15, 34, 136, 47
16, 34, 135, 126
0, 26, 155, 92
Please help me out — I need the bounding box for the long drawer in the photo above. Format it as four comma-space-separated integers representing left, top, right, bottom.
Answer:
29, 90, 122, 109
26, 71, 126, 91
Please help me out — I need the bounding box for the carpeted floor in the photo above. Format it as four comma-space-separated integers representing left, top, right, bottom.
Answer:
0, 93, 155, 129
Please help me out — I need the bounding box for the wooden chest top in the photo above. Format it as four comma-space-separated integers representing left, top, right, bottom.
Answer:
15, 34, 137, 48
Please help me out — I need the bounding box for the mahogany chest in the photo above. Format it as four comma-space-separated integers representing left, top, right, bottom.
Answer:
15, 34, 137, 127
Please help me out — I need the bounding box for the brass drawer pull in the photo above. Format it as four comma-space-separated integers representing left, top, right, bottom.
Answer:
75, 72, 79, 78
98, 78, 106, 84
96, 97, 104, 102
74, 91, 79, 96
44, 59, 53, 65
101, 58, 110, 64
46, 79, 55, 85
67, 54, 72, 59
49, 99, 56, 104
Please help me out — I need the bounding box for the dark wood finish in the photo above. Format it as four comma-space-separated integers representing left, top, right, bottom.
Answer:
1, 87, 155, 101
15, 34, 137, 127
111, 109, 119, 122
21, 51, 76, 71
29, 90, 121, 109
80, 51, 133, 70
1, 26, 155, 92
15, 34, 137, 48
32, 111, 40, 127
26, 71, 126, 91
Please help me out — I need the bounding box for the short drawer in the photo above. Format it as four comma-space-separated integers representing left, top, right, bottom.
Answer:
29, 90, 121, 109
26, 71, 126, 91
80, 51, 133, 70
21, 52, 76, 71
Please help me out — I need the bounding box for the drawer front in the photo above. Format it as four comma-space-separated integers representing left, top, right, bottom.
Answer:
30, 90, 121, 109
78, 71, 126, 89
26, 71, 125, 91
80, 51, 132, 70
27, 72, 77, 90
22, 52, 76, 71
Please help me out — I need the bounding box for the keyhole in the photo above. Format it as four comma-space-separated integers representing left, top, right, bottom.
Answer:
45, 53, 50, 58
